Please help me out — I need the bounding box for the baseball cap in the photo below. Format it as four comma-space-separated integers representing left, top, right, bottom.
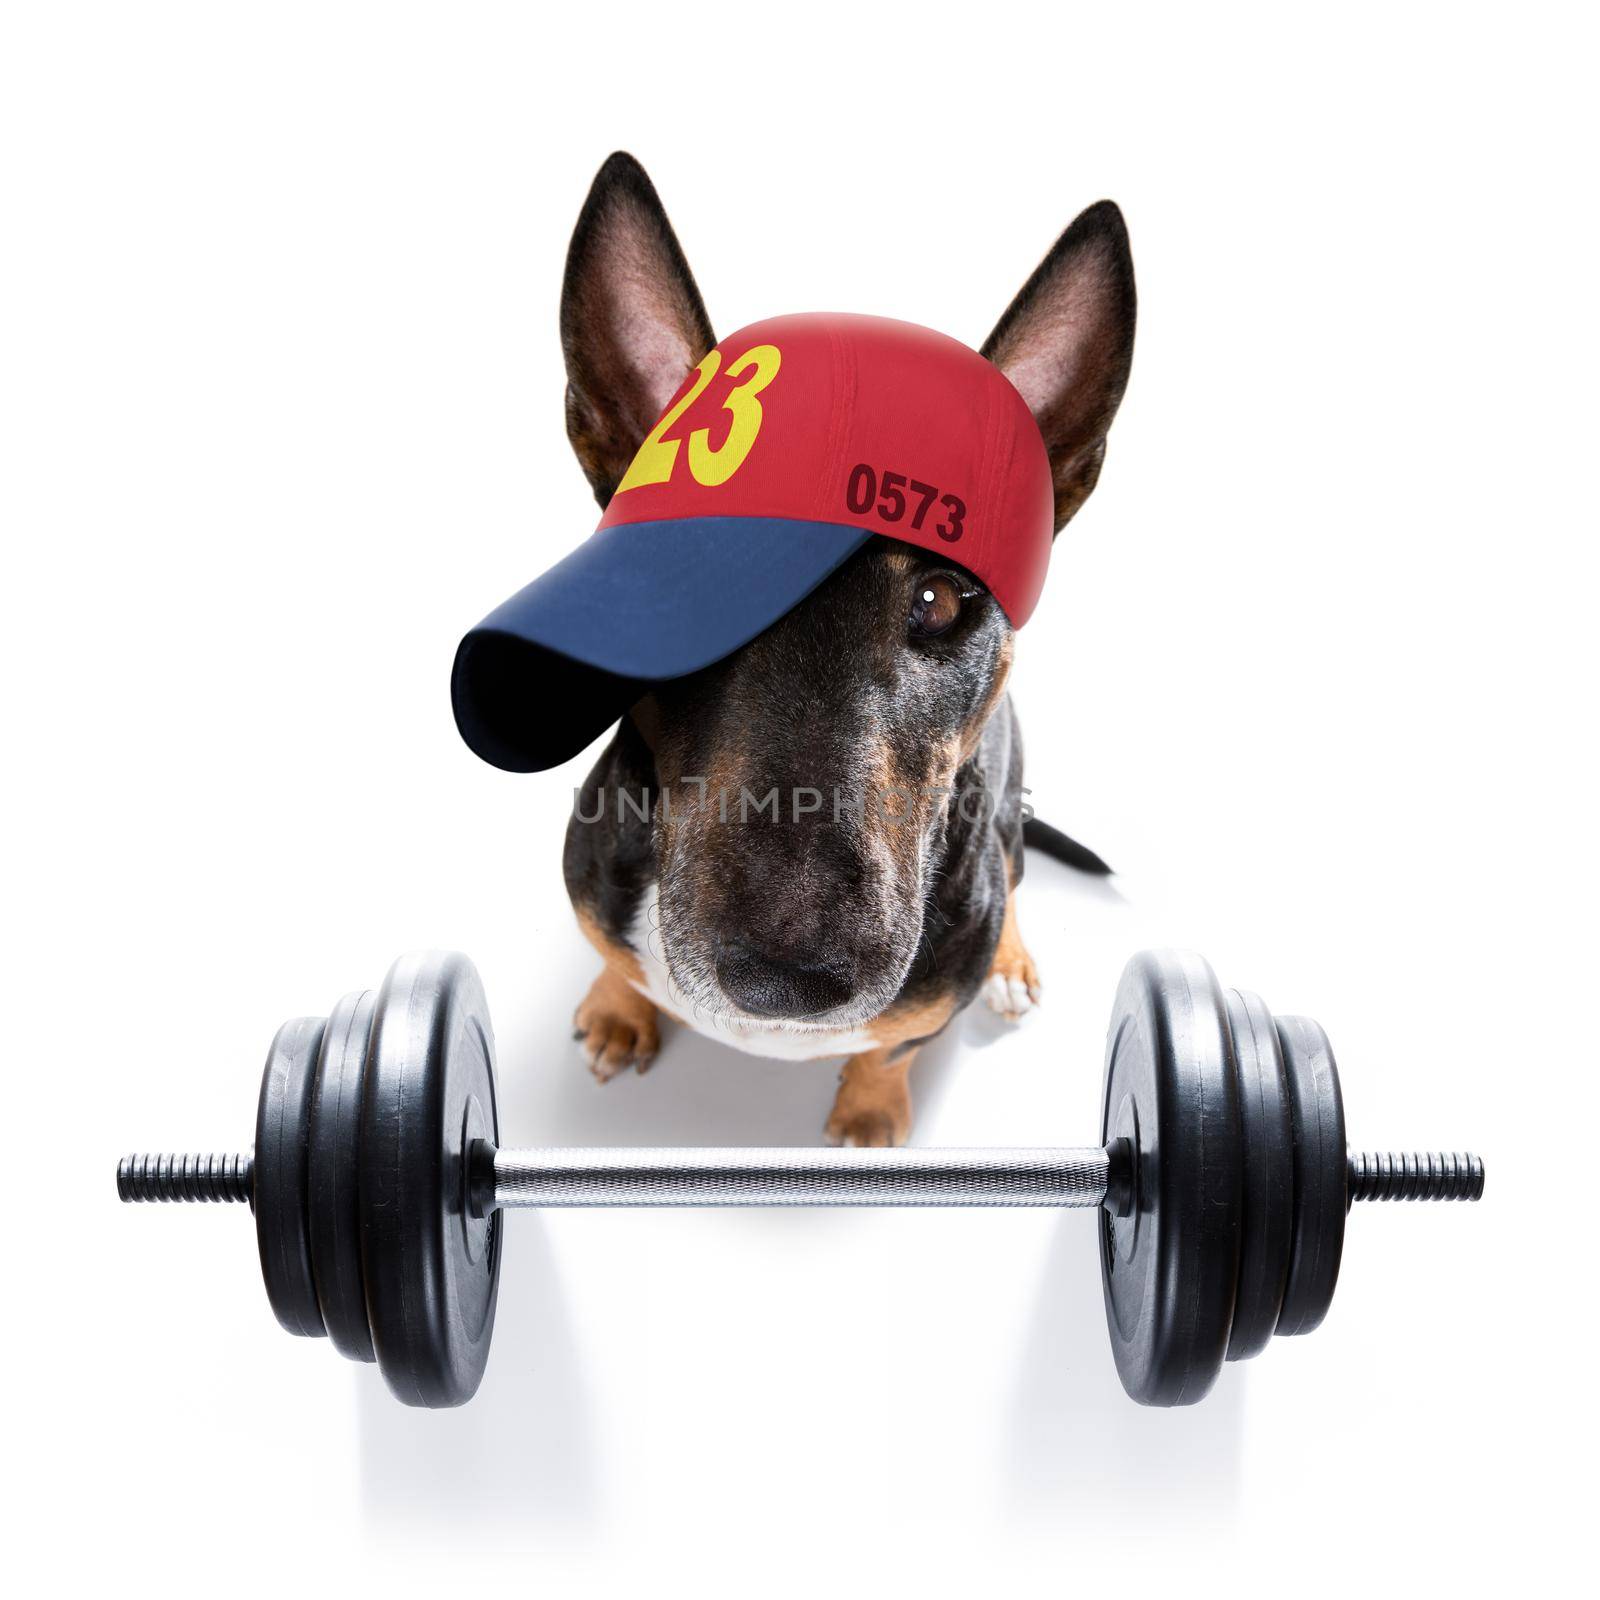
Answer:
451, 312, 1053, 772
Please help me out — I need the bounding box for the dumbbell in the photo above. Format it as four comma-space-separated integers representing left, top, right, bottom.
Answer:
117, 948, 1484, 1409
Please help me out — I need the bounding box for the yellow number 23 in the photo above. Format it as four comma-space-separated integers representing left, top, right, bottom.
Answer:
615, 342, 782, 494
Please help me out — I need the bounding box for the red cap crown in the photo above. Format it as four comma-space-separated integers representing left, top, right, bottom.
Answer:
597, 313, 1054, 625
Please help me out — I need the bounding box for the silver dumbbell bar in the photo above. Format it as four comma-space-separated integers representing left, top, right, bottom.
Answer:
488, 1144, 1115, 1208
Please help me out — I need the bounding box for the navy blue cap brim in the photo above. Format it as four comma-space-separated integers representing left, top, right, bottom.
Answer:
451, 516, 872, 772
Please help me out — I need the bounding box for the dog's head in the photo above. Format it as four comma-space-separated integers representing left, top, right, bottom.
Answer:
562, 154, 1135, 1031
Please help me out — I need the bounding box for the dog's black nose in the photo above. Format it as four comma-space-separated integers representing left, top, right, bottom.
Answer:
714, 937, 854, 1021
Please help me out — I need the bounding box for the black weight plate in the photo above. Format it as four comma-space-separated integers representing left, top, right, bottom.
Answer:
1224, 989, 1294, 1362
254, 1015, 328, 1338
1275, 1014, 1348, 1336
308, 989, 378, 1363
1099, 950, 1243, 1406
360, 950, 501, 1408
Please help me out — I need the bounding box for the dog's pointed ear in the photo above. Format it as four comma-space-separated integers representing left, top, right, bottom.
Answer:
560, 152, 716, 507
981, 201, 1136, 531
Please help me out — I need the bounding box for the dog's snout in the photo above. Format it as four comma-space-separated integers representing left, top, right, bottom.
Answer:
713, 935, 854, 1021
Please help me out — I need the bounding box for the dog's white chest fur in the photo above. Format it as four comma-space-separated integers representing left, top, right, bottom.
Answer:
625, 885, 877, 1061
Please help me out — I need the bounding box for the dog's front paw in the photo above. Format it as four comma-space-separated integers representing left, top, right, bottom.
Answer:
983, 950, 1041, 1023
825, 1052, 913, 1147
574, 969, 661, 1084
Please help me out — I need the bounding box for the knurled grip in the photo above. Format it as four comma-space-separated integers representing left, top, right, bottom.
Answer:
490, 1145, 1112, 1208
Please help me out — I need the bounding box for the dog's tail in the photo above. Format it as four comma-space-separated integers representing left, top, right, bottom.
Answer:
1023, 816, 1113, 876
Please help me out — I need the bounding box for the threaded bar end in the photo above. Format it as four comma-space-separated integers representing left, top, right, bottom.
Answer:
1347, 1149, 1484, 1202
117, 1152, 254, 1204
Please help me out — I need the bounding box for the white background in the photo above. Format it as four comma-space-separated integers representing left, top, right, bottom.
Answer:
3, 3, 1595, 1593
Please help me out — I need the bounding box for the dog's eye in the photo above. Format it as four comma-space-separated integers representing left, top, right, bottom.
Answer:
909, 575, 966, 638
